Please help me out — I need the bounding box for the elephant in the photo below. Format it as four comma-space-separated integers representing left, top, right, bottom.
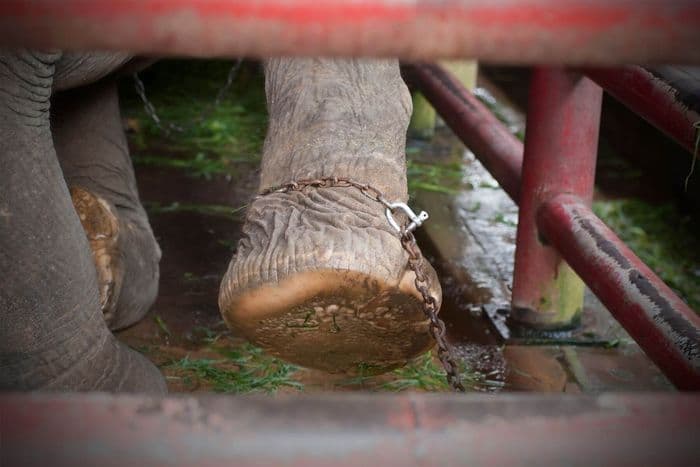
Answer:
0, 50, 441, 392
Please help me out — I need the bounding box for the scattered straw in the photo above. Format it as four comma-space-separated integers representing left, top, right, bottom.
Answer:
684, 120, 700, 192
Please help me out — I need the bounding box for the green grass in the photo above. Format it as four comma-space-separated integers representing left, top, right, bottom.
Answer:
594, 199, 700, 311
380, 352, 463, 391
130, 153, 232, 180
168, 346, 488, 393
341, 352, 495, 392
160, 324, 488, 393
120, 60, 268, 178
166, 343, 303, 394
406, 158, 464, 195
492, 212, 518, 227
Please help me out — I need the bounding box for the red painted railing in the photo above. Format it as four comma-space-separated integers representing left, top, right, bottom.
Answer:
583, 66, 700, 154
408, 63, 700, 389
0, 2, 699, 460
2, 393, 699, 465
0, 0, 699, 64
539, 195, 700, 390
510, 69, 602, 329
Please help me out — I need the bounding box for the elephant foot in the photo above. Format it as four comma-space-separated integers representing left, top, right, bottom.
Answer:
9, 187, 165, 393
42, 334, 168, 394
219, 187, 440, 374
70, 186, 160, 330
71, 186, 122, 322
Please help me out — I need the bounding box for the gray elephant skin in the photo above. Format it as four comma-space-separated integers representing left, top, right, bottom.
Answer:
0, 50, 440, 392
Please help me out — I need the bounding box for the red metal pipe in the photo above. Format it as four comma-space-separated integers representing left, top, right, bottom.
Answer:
1, 1, 700, 64
538, 194, 700, 390
416, 63, 699, 387
584, 66, 700, 154
406, 63, 523, 202
3, 392, 700, 466
511, 69, 602, 329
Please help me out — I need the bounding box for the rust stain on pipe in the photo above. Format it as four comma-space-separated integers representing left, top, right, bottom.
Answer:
584, 66, 700, 154
538, 194, 700, 389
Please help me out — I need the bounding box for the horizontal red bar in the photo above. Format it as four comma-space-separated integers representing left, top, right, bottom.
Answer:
3, 392, 700, 466
538, 194, 700, 390
416, 63, 698, 387
584, 66, 700, 154
0, 0, 699, 64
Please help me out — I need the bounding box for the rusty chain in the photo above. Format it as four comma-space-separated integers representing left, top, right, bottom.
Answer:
133, 62, 464, 390
256, 177, 466, 392
133, 58, 243, 136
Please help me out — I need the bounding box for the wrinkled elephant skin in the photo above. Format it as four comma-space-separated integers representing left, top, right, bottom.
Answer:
0, 51, 439, 392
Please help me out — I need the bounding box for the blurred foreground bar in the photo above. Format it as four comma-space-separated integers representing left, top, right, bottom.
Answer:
2, 392, 699, 466
0, 0, 699, 64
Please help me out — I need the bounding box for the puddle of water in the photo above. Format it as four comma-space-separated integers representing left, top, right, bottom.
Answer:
409, 129, 524, 392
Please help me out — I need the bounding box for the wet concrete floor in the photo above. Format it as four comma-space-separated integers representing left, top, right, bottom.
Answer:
410, 126, 671, 394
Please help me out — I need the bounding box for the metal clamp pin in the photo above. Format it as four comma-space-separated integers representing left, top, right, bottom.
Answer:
385, 202, 429, 233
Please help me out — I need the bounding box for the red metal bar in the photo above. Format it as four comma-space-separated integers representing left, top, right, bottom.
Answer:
406, 63, 523, 201
511, 69, 603, 329
584, 66, 700, 154
416, 63, 699, 387
3, 392, 700, 466
1, 1, 700, 64
538, 194, 700, 390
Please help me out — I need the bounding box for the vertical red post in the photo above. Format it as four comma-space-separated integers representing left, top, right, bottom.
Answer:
511, 69, 603, 329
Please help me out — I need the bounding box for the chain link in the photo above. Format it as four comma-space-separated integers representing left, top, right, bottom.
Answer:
256, 176, 465, 392
132, 58, 244, 136
133, 64, 464, 389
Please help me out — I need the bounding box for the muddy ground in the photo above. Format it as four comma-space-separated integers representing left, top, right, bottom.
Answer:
115, 60, 695, 394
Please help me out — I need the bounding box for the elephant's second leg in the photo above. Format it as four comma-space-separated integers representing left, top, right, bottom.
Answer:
0, 50, 165, 392
52, 79, 160, 330
220, 59, 440, 373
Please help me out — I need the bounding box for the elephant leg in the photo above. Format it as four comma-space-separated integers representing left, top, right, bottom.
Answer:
52, 78, 161, 330
0, 50, 165, 392
219, 59, 441, 374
